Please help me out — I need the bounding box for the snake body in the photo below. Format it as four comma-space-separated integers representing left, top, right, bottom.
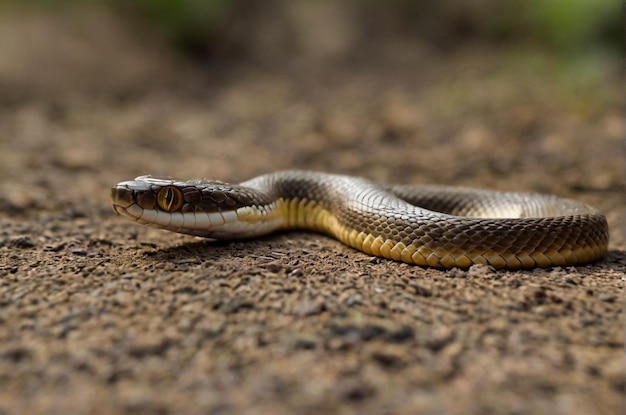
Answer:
111, 171, 608, 269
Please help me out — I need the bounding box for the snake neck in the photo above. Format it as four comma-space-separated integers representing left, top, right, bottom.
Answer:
274, 197, 335, 233
244, 171, 357, 236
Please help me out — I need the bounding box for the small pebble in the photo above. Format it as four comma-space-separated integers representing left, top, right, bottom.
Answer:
9, 236, 35, 249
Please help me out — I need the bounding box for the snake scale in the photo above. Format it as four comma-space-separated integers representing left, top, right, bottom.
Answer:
111, 171, 609, 269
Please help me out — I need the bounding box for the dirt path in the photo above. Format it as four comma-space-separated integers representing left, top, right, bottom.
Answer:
0, 11, 623, 415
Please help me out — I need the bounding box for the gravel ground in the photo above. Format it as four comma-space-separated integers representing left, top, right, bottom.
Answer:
0, 9, 623, 415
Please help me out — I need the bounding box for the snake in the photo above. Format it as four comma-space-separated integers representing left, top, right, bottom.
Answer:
110, 170, 609, 270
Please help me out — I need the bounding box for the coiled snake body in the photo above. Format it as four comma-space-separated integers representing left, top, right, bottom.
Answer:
111, 171, 608, 269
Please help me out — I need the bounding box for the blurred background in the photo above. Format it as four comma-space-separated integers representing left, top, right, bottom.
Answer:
0, 0, 622, 233
0, 0, 619, 90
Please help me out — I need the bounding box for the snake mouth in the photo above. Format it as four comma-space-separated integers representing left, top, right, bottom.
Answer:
111, 204, 135, 220
111, 202, 145, 225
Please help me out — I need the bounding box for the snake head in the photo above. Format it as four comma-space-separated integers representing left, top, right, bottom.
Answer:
111, 175, 281, 238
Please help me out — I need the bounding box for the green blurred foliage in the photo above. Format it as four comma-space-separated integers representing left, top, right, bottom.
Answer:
0, 0, 620, 54
120, 0, 239, 54
368, 0, 619, 50
488, 0, 619, 49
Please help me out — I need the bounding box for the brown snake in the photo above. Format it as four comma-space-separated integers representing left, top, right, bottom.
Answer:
111, 171, 609, 269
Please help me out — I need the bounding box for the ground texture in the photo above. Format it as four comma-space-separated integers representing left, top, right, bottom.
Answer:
0, 10, 624, 415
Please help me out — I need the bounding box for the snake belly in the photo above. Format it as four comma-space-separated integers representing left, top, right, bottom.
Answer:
110, 170, 609, 269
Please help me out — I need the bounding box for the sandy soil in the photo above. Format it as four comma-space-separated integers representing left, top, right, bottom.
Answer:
0, 10, 624, 415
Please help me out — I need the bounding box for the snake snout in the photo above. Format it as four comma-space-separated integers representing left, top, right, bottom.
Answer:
110, 185, 147, 221
111, 186, 134, 209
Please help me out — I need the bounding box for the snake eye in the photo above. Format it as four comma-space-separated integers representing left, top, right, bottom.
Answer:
157, 186, 183, 212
